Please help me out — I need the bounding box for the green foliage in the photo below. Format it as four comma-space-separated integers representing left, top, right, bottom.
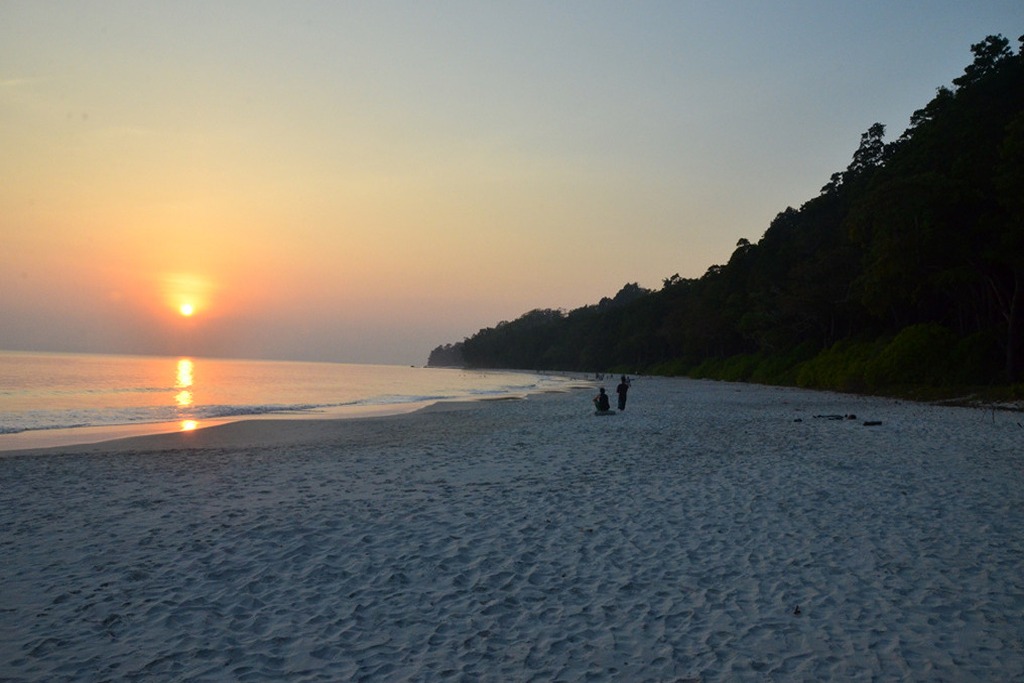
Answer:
863, 323, 958, 387
796, 339, 884, 392
677, 343, 819, 386
691, 354, 761, 382
647, 358, 693, 377
791, 325, 999, 392
750, 342, 820, 385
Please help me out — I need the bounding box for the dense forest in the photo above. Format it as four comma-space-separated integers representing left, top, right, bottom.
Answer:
429, 35, 1024, 393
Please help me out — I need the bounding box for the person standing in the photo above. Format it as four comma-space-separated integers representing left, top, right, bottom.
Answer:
616, 375, 630, 411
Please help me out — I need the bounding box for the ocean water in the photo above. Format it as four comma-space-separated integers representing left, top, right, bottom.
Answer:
0, 351, 575, 447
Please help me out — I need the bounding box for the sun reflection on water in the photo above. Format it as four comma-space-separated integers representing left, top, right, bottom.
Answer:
176, 359, 194, 388
175, 359, 196, 427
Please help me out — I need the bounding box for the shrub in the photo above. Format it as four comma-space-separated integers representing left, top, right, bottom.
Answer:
864, 323, 957, 388
796, 339, 882, 392
717, 354, 761, 382
648, 358, 692, 376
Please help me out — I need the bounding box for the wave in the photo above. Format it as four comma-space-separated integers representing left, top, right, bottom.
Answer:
2, 392, 489, 435
0, 361, 585, 436
0, 422, 92, 435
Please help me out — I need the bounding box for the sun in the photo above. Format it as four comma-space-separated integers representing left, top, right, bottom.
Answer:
161, 273, 212, 320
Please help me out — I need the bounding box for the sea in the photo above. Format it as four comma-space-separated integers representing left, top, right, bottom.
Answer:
0, 351, 578, 451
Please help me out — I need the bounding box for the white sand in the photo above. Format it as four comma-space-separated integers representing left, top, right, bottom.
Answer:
2, 378, 1022, 681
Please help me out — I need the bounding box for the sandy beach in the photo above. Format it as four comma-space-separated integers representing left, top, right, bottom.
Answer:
2, 378, 1022, 681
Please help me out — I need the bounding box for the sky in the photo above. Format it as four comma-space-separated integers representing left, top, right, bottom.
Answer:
2, 1, 1021, 365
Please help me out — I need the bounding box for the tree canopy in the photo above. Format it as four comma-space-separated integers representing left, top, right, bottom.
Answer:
429, 35, 1024, 390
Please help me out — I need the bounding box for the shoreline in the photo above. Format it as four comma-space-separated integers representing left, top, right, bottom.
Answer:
0, 387, 585, 456
0, 401, 441, 455
0, 355, 592, 454
0, 397, 504, 458
6, 368, 1017, 456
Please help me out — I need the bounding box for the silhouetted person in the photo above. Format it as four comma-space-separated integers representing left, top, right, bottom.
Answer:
593, 387, 610, 412
616, 375, 630, 411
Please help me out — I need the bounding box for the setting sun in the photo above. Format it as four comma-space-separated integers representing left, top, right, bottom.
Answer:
161, 274, 212, 322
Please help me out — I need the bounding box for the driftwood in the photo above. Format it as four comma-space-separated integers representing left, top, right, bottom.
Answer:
806, 414, 882, 426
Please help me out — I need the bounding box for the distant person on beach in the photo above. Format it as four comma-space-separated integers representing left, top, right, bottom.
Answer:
616, 376, 630, 411
593, 387, 610, 412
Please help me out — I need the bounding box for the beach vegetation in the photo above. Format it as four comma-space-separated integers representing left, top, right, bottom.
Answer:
795, 339, 881, 393
429, 34, 1024, 395
863, 323, 958, 388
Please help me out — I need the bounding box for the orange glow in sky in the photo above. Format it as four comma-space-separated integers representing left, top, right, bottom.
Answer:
161, 274, 212, 319
1, 3, 1018, 365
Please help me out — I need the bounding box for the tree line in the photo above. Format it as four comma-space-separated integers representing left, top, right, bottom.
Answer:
429, 35, 1024, 392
